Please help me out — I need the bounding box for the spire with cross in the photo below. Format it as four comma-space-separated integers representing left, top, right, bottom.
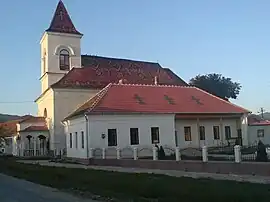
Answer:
46, 0, 82, 35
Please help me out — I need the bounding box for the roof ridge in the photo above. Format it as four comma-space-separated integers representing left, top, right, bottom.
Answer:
63, 83, 112, 120
111, 83, 193, 88
81, 54, 160, 65
194, 87, 251, 113
85, 83, 113, 113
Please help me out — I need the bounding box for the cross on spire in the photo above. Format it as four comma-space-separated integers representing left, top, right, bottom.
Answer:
46, 0, 82, 35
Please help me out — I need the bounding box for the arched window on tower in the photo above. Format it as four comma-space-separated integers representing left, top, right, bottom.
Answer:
59, 49, 70, 70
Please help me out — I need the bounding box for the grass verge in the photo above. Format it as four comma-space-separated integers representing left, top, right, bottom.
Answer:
0, 158, 270, 202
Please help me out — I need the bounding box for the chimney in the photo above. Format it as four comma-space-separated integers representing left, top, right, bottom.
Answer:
154, 76, 158, 85
118, 79, 123, 84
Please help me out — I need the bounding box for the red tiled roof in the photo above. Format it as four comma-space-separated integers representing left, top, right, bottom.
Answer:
0, 119, 20, 137
19, 126, 48, 132
65, 83, 250, 120
18, 116, 46, 124
46, 1, 82, 35
52, 55, 188, 89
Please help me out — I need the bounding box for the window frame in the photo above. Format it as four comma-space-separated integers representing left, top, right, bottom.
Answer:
69, 133, 72, 148
108, 129, 117, 146
81, 131, 84, 149
75, 132, 78, 149
257, 129, 264, 138
225, 126, 231, 140
213, 126, 220, 140
151, 127, 160, 144
184, 126, 192, 141
199, 126, 205, 140
59, 49, 70, 71
130, 128, 139, 145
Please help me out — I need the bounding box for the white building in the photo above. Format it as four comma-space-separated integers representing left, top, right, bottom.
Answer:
248, 116, 270, 145
0, 116, 49, 157
34, 1, 188, 152
62, 83, 250, 160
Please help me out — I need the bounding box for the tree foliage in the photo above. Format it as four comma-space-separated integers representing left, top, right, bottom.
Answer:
189, 73, 241, 100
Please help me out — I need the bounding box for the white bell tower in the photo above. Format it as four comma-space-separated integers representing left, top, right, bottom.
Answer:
40, 0, 83, 93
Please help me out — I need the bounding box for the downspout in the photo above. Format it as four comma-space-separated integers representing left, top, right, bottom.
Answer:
84, 114, 89, 159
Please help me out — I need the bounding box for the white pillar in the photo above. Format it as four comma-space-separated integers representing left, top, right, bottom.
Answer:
202, 146, 208, 162
175, 147, 180, 161
102, 148, 106, 159
133, 147, 138, 160
33, 138, 37, 156
116, 147, 121, 159
21, 142, 25, 157
89, 148, 93, 158
234, 145, 241, 163
241, 114, 249, 146
153, 146, 158, 161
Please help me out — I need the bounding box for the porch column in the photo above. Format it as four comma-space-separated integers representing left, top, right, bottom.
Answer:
21, 142, 25, 157
241, 114, 248, 146
196, 118, 200, 147
219, 118, 224, 145
34, 138, 37, 156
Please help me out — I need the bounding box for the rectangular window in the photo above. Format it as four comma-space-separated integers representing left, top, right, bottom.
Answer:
151, 127, 160, 144
75, 132, 78, 149
130, 128, 139, 145
199, 126, 205, 140
184, 126, 192, 141
69, 133, 72, 148
257, 129, 264, 137
213, 126, 220, 140
225, 126, 231, 140
81, 131, 84, 149
108, 129, 117, 146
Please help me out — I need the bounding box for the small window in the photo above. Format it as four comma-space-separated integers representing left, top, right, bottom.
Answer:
225, 126, 231, 140
257, 129, 264, 137
108, 129, 117, 146
130, 128, 139, 145
213, 126, 220, 140
184, 126, 192, 141
59, 49, 70, 70
199, 126, 205, 140
81, 131, 84, 149
69, 133, 72, 148
75, 132, 78, 149
151, 127, 160, 144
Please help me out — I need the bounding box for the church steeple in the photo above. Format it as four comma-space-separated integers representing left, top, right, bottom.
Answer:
46, 0, 82, 35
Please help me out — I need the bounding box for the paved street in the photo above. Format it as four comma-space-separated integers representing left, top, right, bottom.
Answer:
0, 173, 95, 202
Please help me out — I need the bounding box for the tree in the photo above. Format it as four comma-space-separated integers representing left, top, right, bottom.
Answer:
256, 140, 268, 162
189, 73, 241, 100
0, 125, 7, 137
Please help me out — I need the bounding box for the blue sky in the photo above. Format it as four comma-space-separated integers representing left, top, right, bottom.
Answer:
0, 0, 269, 115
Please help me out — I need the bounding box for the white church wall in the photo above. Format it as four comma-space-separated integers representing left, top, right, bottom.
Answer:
36, 89, 54, 149
53, 88, 99, 150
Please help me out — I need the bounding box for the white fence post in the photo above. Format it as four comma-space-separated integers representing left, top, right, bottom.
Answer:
116, 147, 121, 159
202, 146, 208, 162
133, 147, 138, 160
153, 146, 158, 160
102, 148, 106, 159
234, 145, 241, 163
89, 148, 93, 158
175, 147, 180, 161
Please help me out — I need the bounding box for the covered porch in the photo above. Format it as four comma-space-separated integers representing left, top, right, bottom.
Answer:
174, 113, 248, 149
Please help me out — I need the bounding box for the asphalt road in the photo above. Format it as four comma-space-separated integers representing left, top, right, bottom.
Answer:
0, 174, 95, 202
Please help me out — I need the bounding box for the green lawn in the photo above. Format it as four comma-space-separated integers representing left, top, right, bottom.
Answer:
0, 158, 270, 202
